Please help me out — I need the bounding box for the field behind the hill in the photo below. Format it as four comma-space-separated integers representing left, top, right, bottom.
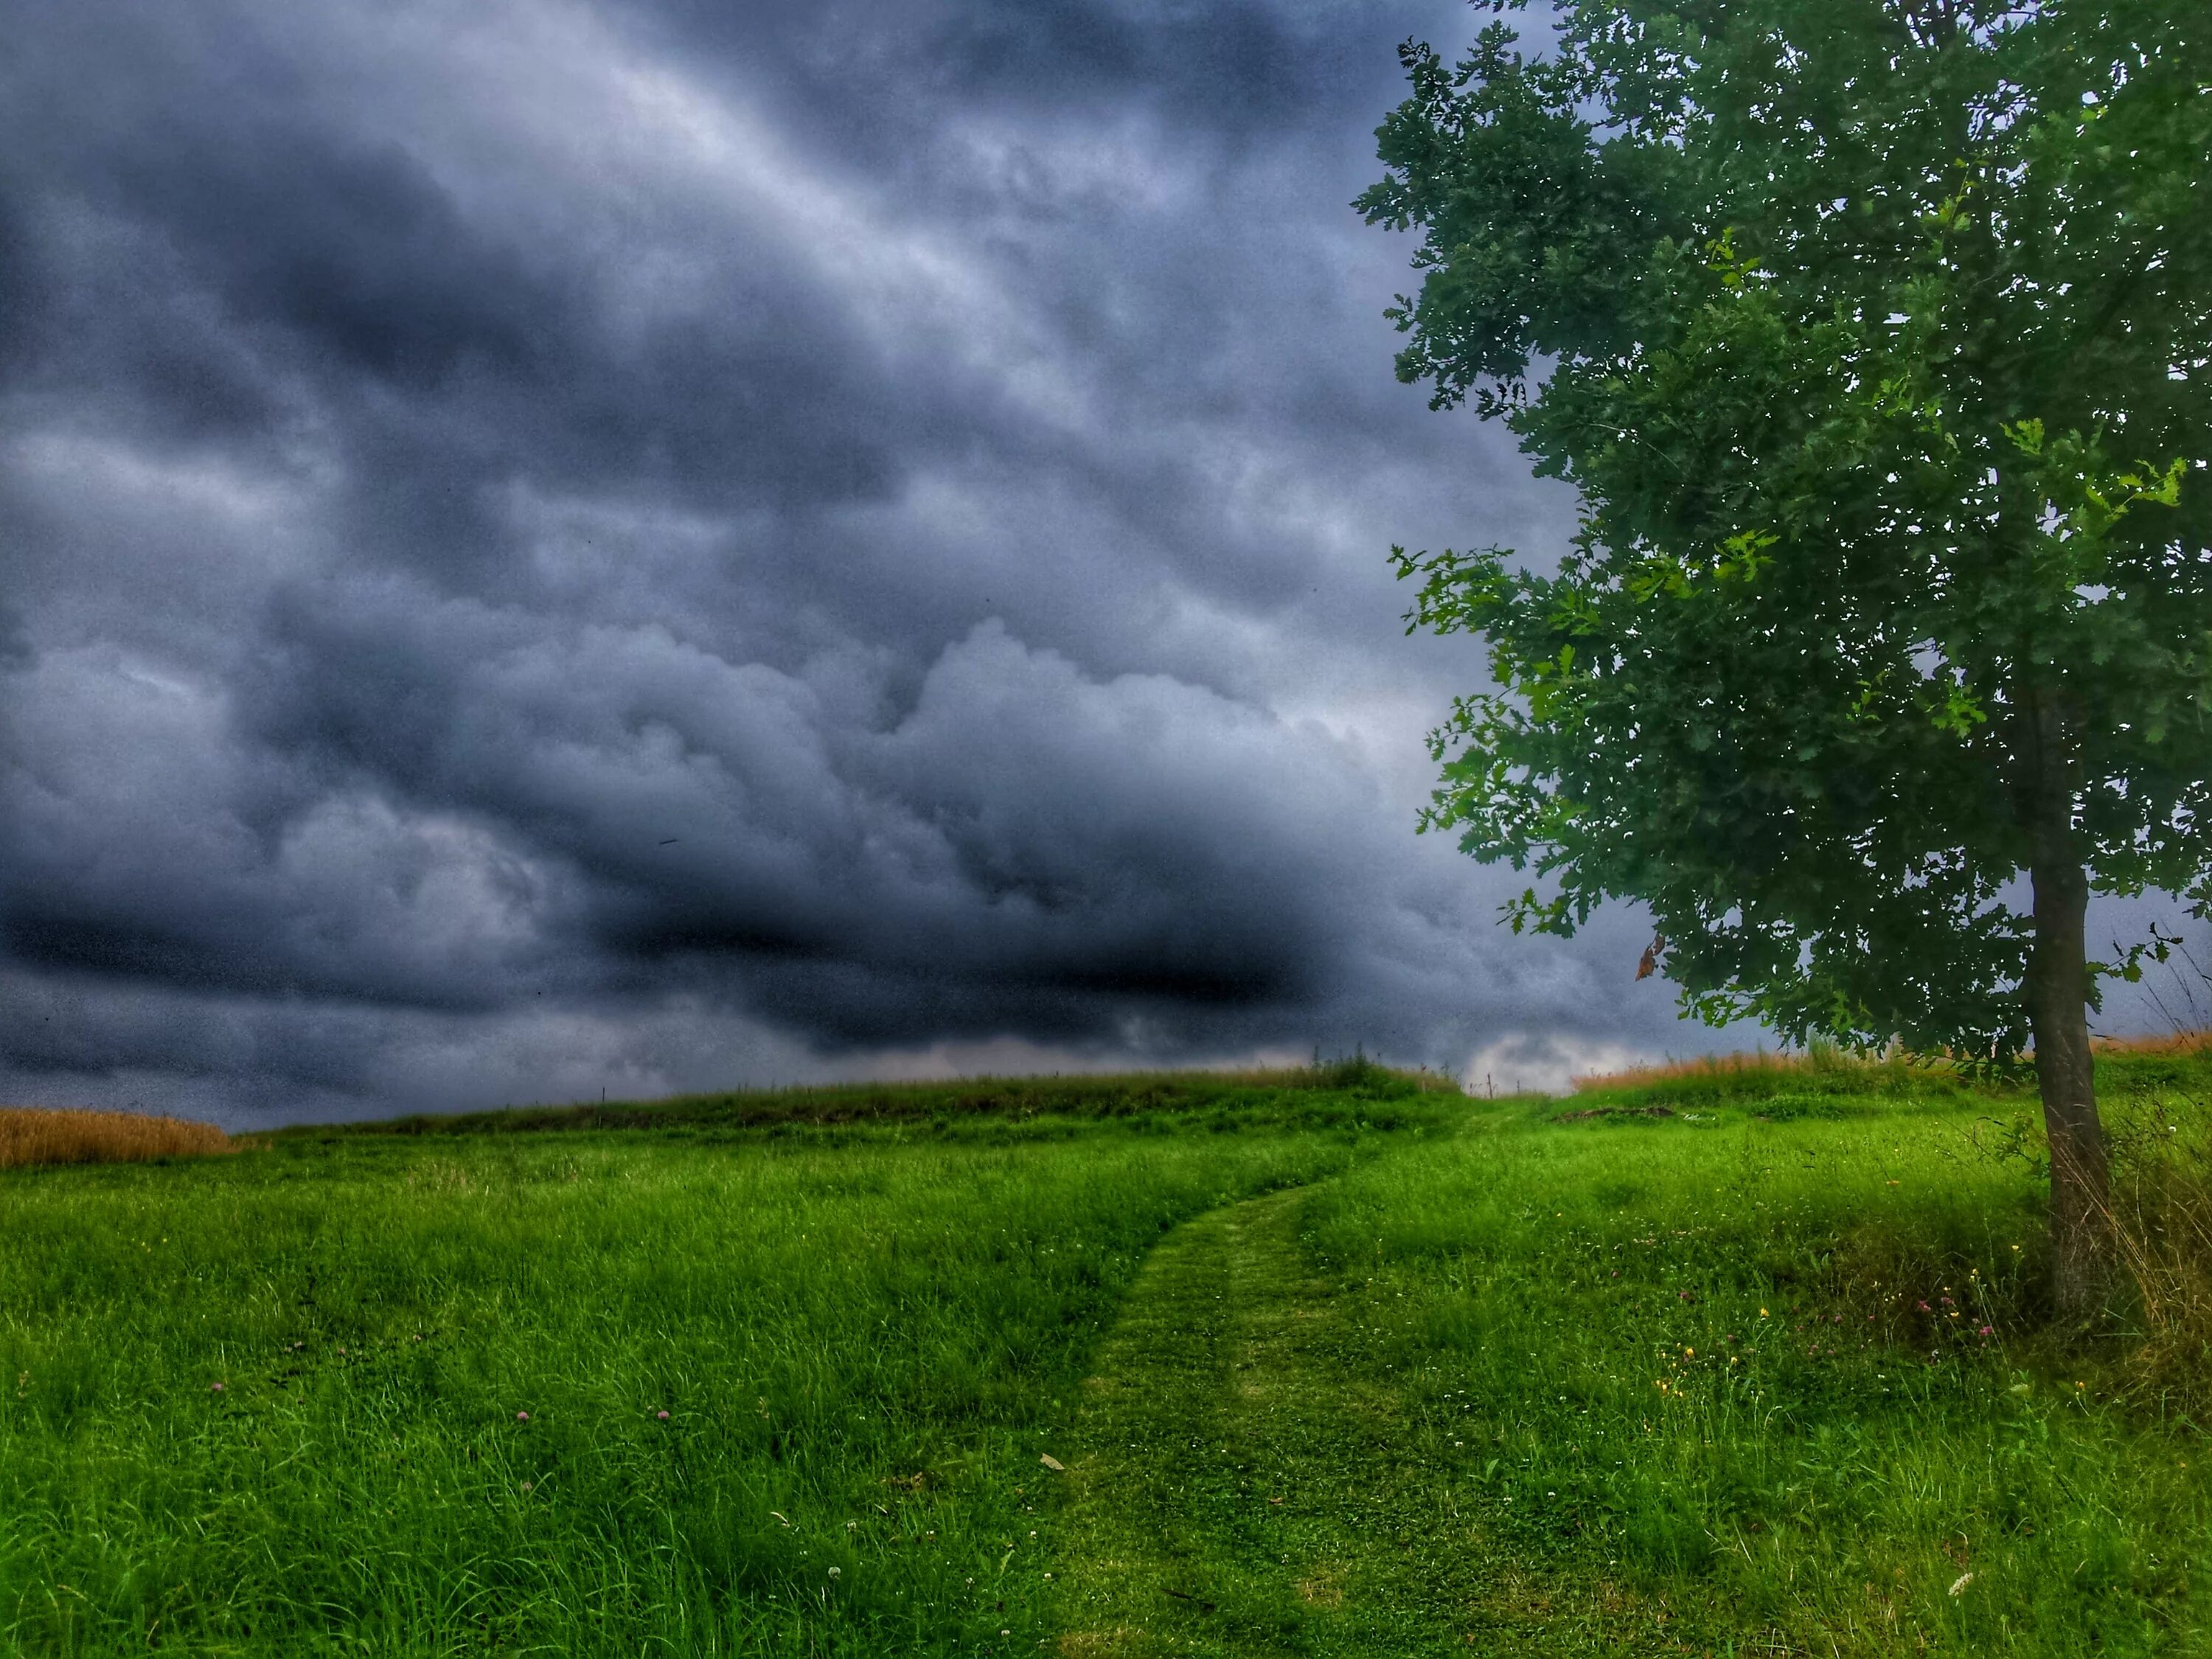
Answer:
1, 1057, 2208, 1655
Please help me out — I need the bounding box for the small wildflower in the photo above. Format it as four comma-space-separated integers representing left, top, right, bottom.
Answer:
1917, 1301, 1932, 1312
516, 1411, 530, 1422
210, 1381, 226, 1393
520, 1481, 533, 1492
1978, 1325, 1994, 1337
827, 1566, 841, 1579
657, 1410, 670, 1420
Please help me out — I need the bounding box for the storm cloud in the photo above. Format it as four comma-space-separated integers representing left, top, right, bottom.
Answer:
11, 0, 2160, 1125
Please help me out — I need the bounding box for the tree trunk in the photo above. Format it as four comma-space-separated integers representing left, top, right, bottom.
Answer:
2016, 681, 2113, 1318
2027, 852, 2115, 1320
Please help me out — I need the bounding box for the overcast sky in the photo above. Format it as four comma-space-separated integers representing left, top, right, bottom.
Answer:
1, 0, 2196, 1126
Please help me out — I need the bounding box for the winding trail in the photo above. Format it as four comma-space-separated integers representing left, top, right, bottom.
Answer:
1043, 1183, 1677, 1658
1043, 1186, 1476, 1656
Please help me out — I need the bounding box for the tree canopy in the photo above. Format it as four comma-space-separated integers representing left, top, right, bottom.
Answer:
1363, 0, 2210, 1060
1363, 0, 2210, 1307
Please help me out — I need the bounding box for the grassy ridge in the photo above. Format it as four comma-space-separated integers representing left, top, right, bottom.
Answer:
304, 1058, 1457, 1140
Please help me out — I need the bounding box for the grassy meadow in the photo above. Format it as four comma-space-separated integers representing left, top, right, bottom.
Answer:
1273, 1054, 2212, 1654
1, 1057, 2208, 1654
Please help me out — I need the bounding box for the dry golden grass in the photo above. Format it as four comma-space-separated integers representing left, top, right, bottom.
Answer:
0, 1106, 235, 1170
1575, 1032, 2212, 1095
2093, 1029, 2212, 1057
2115, 1191, 2212, 1408
1571, 1048, 1821, 1093
2108, 1094, 2212, 1409
2092, 1030, 2212, 1400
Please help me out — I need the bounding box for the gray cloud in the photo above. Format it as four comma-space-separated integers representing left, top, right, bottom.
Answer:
4, 0, 2181, 1125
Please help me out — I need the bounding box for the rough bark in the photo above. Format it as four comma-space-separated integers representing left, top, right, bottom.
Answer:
2028, 855, 2115, 1319
2018, 690, 2115, 1321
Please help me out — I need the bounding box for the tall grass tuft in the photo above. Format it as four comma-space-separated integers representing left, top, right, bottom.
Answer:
2107, 1090, 2212, 1414
1570, 1042, 1958, 1110
2093, 1029, 2212, 1059
1570, 1048, 1781, 1093
0, 1107, 234, 1169
1571, 1042, 1875, 1095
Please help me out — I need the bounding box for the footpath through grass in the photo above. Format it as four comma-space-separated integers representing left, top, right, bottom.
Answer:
1046, 1066, 2212, 1655
4, 1058, 2211, 1653
1052, 1185, 1510, 1655
0, 1073, 1433, 1656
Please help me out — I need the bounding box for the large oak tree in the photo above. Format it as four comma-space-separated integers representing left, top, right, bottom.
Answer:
1362, 0, 2211, 1313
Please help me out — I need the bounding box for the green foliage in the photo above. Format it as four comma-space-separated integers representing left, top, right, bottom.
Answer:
1362, 0, 2212, 1062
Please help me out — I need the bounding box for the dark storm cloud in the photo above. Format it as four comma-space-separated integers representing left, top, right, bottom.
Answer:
0, 0, 1777, 1122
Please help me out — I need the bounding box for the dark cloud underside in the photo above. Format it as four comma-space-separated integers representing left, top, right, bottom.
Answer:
9, 0, 2140, 1124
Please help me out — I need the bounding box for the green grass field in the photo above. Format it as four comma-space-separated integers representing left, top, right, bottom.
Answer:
1, 1060, 2207, 1655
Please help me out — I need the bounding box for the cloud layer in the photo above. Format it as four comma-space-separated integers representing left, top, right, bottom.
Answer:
7, 0, 2181, 1125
